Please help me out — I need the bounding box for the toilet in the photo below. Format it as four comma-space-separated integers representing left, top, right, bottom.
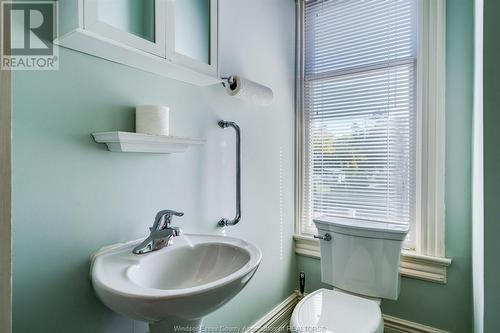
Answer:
290, 216, 409, 333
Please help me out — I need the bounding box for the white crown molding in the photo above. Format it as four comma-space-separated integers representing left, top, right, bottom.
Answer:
294, 235, 452, 284
246, 292, 448, 333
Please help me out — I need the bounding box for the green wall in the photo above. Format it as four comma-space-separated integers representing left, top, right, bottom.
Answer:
296, 0, 474, 332
483, 0, 500, 331
11, 1, 296, 332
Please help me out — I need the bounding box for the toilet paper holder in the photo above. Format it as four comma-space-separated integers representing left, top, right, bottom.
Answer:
220, 75, 273, 106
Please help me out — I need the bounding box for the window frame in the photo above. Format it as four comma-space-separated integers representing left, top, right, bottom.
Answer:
294, 0, 451, 283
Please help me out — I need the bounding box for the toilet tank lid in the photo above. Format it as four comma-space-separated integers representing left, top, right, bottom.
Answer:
313, 216, 409, 241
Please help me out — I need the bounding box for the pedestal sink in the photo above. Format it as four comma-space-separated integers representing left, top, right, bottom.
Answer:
91, 234, 262, 333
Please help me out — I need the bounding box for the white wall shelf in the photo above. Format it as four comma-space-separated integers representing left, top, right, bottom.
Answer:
92, 131, 205, 154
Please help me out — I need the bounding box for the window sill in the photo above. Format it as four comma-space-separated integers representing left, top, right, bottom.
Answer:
293, 234, 452, 284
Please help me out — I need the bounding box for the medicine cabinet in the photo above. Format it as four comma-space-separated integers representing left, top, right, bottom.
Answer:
56, 0, 219, 86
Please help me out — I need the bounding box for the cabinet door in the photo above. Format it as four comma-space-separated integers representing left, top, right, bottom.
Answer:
166, 0, 217, 76
84, 0, 166, 57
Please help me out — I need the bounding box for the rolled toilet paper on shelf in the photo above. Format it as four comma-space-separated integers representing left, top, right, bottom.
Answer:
135, 105, 170, 136
226, 75, 273, 106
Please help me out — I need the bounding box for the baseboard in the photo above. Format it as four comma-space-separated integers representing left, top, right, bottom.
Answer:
383, 315, 449, 333
245, 292, 448, 333
244, 292, 301, 333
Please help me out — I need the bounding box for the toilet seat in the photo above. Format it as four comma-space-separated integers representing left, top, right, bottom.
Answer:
290, 289, 383, 333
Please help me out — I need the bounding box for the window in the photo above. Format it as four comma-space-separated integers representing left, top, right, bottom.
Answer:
296, 0, 447, 262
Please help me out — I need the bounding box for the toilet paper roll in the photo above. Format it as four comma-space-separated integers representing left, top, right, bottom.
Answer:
226, 75, 274, 106
135, 105, 170, 136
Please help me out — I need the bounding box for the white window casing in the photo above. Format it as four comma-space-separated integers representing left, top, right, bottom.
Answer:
415, 0, 446, 258
294, 0, 451, 283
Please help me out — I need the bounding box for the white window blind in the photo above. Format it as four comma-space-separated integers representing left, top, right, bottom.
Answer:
301, 0, 417, 242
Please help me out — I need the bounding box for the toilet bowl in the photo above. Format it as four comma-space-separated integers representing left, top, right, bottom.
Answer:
290, 289, 383, 333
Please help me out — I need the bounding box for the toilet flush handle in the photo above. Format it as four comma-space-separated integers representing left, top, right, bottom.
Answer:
314, 233, 332, 241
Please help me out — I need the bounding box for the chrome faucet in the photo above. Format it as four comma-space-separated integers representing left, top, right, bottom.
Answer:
132, 210, 184, 254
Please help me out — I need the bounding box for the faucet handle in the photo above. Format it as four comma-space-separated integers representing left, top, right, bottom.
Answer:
151, 209, 184, 231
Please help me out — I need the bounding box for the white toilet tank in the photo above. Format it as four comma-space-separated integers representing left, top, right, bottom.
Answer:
314, 216, 409, 300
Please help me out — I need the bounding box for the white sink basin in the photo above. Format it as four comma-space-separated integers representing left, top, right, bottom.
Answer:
91, 234, 262, 333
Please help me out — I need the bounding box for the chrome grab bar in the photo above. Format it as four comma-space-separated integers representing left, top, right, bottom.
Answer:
217, 120, 241, 227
